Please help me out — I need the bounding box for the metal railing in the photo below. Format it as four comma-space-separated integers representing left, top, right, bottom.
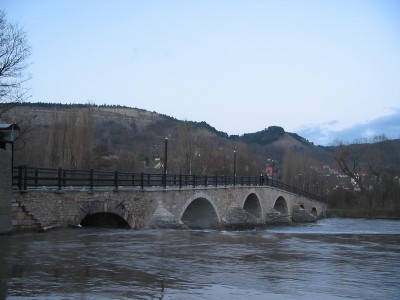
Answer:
12, 165, 327, 203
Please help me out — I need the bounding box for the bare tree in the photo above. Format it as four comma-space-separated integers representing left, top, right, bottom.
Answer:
47, 108, 59, 167
282, 149, 323, 193
334, 142, 367, 191
60, 109, 79, 168
282, 149, 297, 186
57, 106, 95, 169
76, 105, 94, 168
0, 10, 31, 117
333, 136, 392, 216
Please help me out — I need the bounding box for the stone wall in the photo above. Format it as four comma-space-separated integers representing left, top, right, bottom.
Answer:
0, 149, 12, 233
12, 199, 40, 230
12, 189, 156, 230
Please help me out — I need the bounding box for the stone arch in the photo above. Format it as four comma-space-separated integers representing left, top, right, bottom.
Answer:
243, 193, 262, 218
274, 196, 288, 216
81, 212, 130, 228
311, 207, 317, 216
180, 197, 219, 229
75, 200, 132, 228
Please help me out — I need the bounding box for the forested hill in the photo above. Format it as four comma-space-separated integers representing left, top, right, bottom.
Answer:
239, 126, 312, 146
9, 102, 313, 146
3, 102, 326, 174
4, 102, 399, 176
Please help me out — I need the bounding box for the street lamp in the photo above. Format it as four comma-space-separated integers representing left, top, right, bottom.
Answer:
163, 137, 168, 187
0, 123, 20, 174
233, 150, 237, 185
164, 137, 168, 175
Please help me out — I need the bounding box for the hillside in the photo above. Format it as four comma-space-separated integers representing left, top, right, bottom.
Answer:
2, 103, 333, 175
3, 102, 400, 217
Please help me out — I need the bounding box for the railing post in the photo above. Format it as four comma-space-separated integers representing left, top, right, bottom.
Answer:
57, 167, 62, 190
140, 172, 144, 189
131, 174, 135, 187
224, 175, 227, 186
192, 175, 196, 188
63, 170, 67, 186
205, 175, 207, 187
17, 165, 22, 190
114, 171, 118, 190
215, 175, 218, 187
179, 173, 182, 189
89, 169, 94, 190
23, 165, 27, 190
35, 169, 38, 188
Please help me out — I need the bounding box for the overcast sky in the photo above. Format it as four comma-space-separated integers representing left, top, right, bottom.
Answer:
3, 0, 400, 145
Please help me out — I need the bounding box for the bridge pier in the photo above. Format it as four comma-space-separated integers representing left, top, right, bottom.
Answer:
0, 149, 12, 233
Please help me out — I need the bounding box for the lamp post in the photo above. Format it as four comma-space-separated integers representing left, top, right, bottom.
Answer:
233, 150, 237, 186
163, 137, 168, 187
272, 160, 275, 181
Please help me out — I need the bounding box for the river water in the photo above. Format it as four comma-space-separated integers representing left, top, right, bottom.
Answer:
1, 218, 399, 300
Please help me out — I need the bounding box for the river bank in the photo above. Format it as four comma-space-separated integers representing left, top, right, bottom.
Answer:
327, 208, 400, 219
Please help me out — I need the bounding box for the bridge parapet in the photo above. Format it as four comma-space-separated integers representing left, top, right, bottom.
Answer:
13, 166, 327, 203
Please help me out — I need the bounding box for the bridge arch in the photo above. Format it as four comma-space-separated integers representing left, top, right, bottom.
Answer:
180, 197, 219, 229
75, 200, 132, 229
243, 193, 262, 218
274, 196, 289, 216
311, 207, 317, 216
81, 212, 130, 228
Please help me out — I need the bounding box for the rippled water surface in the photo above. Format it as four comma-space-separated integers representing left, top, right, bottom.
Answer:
1, 218, 399, 300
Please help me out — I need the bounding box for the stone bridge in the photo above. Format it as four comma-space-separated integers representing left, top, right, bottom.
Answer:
11, 185, 327, 231
0, 151, 327, 232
